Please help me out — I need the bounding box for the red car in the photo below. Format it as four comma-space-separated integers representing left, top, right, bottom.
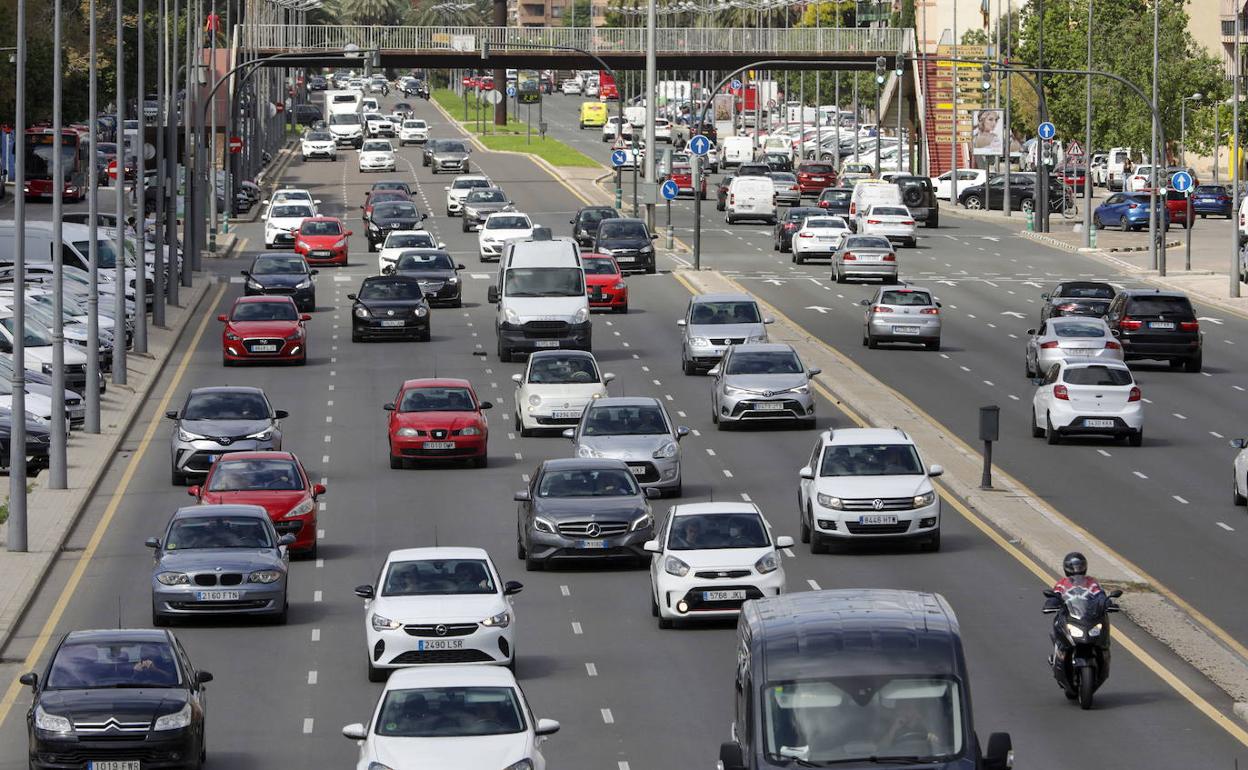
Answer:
796, 161, 838, 195
582, 254, 628, 313
187, 451, 325, 558
384, 378, 492, 469
1057, 165, 1087, 193
362, 190, 410, 222
219, 296, 310, 366
294, 217, 351, 266
1162, 188, 1196, 228
666, 164, 707, 199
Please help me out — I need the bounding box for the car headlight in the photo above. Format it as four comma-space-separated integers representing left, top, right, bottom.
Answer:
652, 441, 678, 460
459, 426, 481, 436
366, 763, 396, 770
285, 498, 315, 518
754, 552, 780, 574
689, 337, 710, 348
664, 555, 690, 577
397, 427, 421, 437
368, 222, 380, 231
913, 491, 935, 508
575, 444, 602, 459
285, 329, 303, 341
613, 281, 626, 290
34, 704, 73, 734
747, 335, 768, 343
295, 278, 312, 289
532, 516, 557, 534
816, 493, 844, 510
572, 306, 589, 324
528, 394, 542, 406
503, 761, 535, 770
371, 613, 402, 632
177, 427, 206, 442
791, 384, 810, 394
415, 307, 428, 317
153, 702, 194, 731
640, 245, 653, 253
332, 238, 348, 249
354, 306, 370, 318
630, 512, 653, 532
481, 610, 511, 628
246, 429, 273, 441
723, 385, 750, 397
447, 275, 459, 284
482, 236, 499, 244
1066, 623, 1085, 639
1088, 622, 1103, 637
503, 307, 522, 325
248, 569, 283, 584
246, 278, 264, 291
155, 571, 189, 586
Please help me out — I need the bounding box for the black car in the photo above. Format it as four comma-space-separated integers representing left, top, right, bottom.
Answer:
366, 201, 426, 252
959, 173, 1065, 213
773, 206, 823, 253
817, 186, 853, 217
894, 175, 939, 228
1105, 289, 1202, 371
21, 628, 211, 770
292, 104, 322, 126
392, 249, 465, 308
570, 205, 621, 248
736, 163, 771, 178
242, 254, 317, 312
0, 406, 51, 475
1040, 281, 1117, 321
593, 217, 657, 274
350, 276, 430, 342
716, 174, 736, 212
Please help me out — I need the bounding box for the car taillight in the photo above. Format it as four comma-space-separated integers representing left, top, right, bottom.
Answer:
1128, 386, 1142, 402
798, 232, 813, 238
866, 219, 881, 224
1120, 317, 1143, 331
842, 252, 856, 260
729, 194, 735, 204
1105, 340, 1121, 349
920, 307, 940, 315
871, 305, 891, 312
1040, 341, 1059, 349
1179, 320, 1199, 332
882, 254, 895, 261
819, 201, 829, 208
1053, 384, 1069, 400
902, 220, 915, 226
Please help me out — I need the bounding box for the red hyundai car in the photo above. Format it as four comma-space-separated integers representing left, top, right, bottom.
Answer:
188, 451, 325, 558
796, 161, 838, 195
220, 296, 310, 366
666, 163, 707, 199
294, 216, 351, 266
384, 378, 492, 469
582, 253, 628, 313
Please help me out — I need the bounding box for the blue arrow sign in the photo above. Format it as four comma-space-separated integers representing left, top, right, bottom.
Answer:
506, 85, 517, 97
730, 79, 743, 90
688, 135, 712, 156
611, 149, 628, 168
661, 180, 680, 201
1038, 121, 1056, 140
1170, 170, 1193, 193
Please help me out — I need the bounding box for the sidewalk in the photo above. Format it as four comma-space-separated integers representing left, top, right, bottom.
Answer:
0, 276, 214, 652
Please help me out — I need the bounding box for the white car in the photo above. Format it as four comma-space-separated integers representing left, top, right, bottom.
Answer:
356, 547, 522, 680
511, 349, 613, 436
645, 502, 791, 629
585, 80, 600, 97
364, 114, 396, 138
602, 116, 631, 143
265, 187, 319, 215
561, 79, 581, 95
797, 427, 943, 553
300, 131, 337, 161
654, 118, 672, 143
399, 119, 429, 145
444, 174, 492, 216
1230, 437, 1248, 505
1031, 359, 1143, 446
858, 204, 917, 248
342, 667, 559, 770
1126, 164, 1156, 192
930, 169, 986, 201
358, 139, 397, 173
792, 215, 850, 264
478, 212, 535, 261
263, 201, 316, 248
361, 97, 380, 114
378, 230, 445, 274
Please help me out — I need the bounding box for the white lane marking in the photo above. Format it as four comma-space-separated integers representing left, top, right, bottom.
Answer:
1217, 521, 1236, 531
586, 662, 598, 677
641, 365, 650, 372
706, 448, 716, 456
677, 410, 687, 417
325, 415, 333, 423
471, 273, 492, 279
322, 454, 329, 463
507, 432, 515, 441
311, 628, 320, 642
303, 718, 314, 734
328, 384, 335, 391
316, 558, 324, 569
1133, 471, 1148, 479
692, 429, 701, 437
318, 502, 326, 511
307, 671, 318, 685
1225, 339, 1236, 345
740, 492, 752, 501
651, 379, 661, 386
959, 365, 971, 372
622, 341, 631, 347
514, 452, 523, 460
619, 763, 631, 770
940, 353, 950, 359
327, 400, 334, 407
1008, 333, 1018, 339
560, 585, 570, 597
1173, 495, 1189, 504
1202, 371, 1213, 377
1211, 431, 1225, 438
317, 528, 325, 540
723, 469, 734, 478
1007, 394, 1020, 401
665, 394, 673, 401
1173, 413, 1187, 420
522, 474, 530, 483
782, 547, 796, 558
1236, 386, 1246, 392
983, 380, 994, 387
571, 621, 583, 635
324, 435, 331, 443
1141, 397, 1152, 404
807, 579, 821, 590
1097, 449, 1112, 457
333, 275, 351, 282
314, 590, 323, 602
601, 708, 615, 724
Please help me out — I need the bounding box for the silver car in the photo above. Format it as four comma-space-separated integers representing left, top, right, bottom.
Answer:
708, 343, 820, 429
861, 285, 942, 350
461, 188, 514, 232
1024, 316, 1123, 377
430, 139, 471, 174
769, 172, 802, 206
167, 386, 285, 485
678, 293, 773, 374
147, 504, 292, 625
833, 234, 897, 283
563, 396, 689, 497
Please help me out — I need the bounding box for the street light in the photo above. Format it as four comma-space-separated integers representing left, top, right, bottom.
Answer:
1179, 92, 1203, 169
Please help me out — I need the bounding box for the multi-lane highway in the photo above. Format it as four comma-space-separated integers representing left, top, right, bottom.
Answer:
1, 89, 1247, 770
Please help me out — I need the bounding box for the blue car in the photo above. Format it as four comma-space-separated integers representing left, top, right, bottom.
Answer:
1192, 184, 1233, 218
1093, 193, 1170, 231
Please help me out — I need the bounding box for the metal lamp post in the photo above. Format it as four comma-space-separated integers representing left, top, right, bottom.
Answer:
1179, 93, 1203, 169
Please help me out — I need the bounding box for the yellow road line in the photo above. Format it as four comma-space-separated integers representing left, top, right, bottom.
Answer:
671, 268, 1248, 747
0, 283, 227, 725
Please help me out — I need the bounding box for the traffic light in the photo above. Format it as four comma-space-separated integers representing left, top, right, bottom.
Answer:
981, 61, 992, 91
875, 56, 887, 86
894, 53, 905, 77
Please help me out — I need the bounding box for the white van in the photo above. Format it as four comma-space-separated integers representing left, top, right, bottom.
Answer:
360, 97, 380, 114
1105, 147, 1141, 191
487, 235, 591, 361
849, 181, 904, 231
726, 176, 776, 224
721, 136, 755, 168
761, 135, 792, 160
324, 89, 362, 117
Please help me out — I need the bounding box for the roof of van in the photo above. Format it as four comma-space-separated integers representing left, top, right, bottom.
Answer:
504, 238, 581, 267
745, 589, 963, 680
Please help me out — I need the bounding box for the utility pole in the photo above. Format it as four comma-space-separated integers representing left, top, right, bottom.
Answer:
86, 0, 101, 433
643, 0, 658, 230
167, 0, 181, 307
1082, 0, 1093, 247
950, 0, 957, 205
49, 0, 67, 489
134, 0, 149, 354
113, 0, 128, 383
1233, 7, 1242, 297
8, 0, 27, 551
493, 0, 507, 126
1149, 0, 1160, 273
152, 0, 167, 327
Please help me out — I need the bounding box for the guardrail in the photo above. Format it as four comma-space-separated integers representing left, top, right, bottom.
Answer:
241, 25, 910, 56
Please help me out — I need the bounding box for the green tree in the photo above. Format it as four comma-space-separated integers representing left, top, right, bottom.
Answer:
331, 0, 407, 25
794, 0, 855, 28
561, 0, 593, 27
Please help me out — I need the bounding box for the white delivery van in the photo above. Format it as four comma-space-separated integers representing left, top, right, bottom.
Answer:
849, 181, 904, 231
725, 176, 776, 224
324, 89, 362, 116
623, 105, 647, 128
722, 135, 754, 168
761, 135, 793, 160
487, 234, 591, 361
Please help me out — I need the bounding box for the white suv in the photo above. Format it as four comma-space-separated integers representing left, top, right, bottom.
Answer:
797, 428, 943, 553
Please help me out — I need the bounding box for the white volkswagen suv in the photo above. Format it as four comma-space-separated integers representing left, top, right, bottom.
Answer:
797, 428, 943, 553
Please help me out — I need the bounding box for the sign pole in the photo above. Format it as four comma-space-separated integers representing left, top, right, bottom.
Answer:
1186, 188, 1193, 271
666, 198, 673, 251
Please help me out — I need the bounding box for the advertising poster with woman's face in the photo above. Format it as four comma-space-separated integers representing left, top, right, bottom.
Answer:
972, 109, 1004, 156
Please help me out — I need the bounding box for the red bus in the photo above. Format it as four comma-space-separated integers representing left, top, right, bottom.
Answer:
599, 71, 619, 101
24, 127, 89, 202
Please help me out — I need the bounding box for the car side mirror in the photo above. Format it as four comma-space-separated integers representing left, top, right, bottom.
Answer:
196, 670, 214, 684
353, 585, 375, 599
347, 293, 357, 301
502, 580, 525, 596
1026, 328, 1036, 336
644, 487, 662, 499
240, 269, 250, 276
807, 367, 822, 377
300, 314, 312, 321
936, 301, 942, 308
1232, 438, 1247, 449
273, 409, 289, 420
383, 403, 395, 411
511, 373, 524, 384
144, 537, 161, 549
569, 219, 575, 224
859, 299, 870, 306
675, 426, 690, 440
676, 319, 686, 326
763, 317, 774, 324
216, 314, 228, 322
799, 465, 815, 480
19, 672, 37, 690
1041, 293, 1050, 300
643, 539, 660, 553
479, 401, 493, 410
313, 483, 327, 496
346, 230, 353, 236
341, 723, 368, 740
278, 533, 296, 546
487, 286, 499, 304
1042, 589, 1058, 599
602, 372, 615, 383
775, 535, 795, 548
455, 263, 465, 269
928, 465, 944, 478
310, 269, 319, 276
561, 428, 575, 440
165, 410, 179, 419
707, 365, 721, 377
186, 485, 201, 497
535, 718, 560, 737
513, 490, 531, 502
719, 741, 747, 770
443, 186, 450, 191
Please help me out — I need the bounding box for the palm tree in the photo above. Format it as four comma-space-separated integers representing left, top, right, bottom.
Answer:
332, 0, 408, 25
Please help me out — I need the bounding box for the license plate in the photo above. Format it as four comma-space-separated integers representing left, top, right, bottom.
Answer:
858, 514, 898, 525
615, 256, 636, 262
534, 340, 560, 348
628, 465, 647, 475
90, 762, 140, 770
195, 590, 241, 601
381, 320, 406, 327
1150, 321, 1176, 329
810, 176, 825, 181
1084, 419, 1115, 428
817, 236, 837, 241
416, 639, 464, 650
423, 441, 456, 449
576, 539, 609, 549
860, 255, 881, 262
892, 325, 921, 335
703, 590, 747, 601
312, 250, 332, 257
552, 409, 582, 419
754, 402, 784, 411
251, 344, 278, 352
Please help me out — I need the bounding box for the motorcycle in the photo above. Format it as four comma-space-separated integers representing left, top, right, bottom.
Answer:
1043, 580, 1122, 709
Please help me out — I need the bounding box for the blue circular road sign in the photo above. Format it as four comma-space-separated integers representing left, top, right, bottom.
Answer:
506, 85, 517, 97
661, 179, 680, 201
611, 149, 628, 168
1038, 121, 1056, 140
1171, 170, 1194, 193
688, 135, 712, 156
730, 79, 743, 90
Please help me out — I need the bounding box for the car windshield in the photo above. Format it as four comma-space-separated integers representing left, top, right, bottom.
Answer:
251, 257, 307, 275
504, 267, 583, 297
386, 232, 436, 249
786, 209, 820, 223
372, 183, 409, 194
375, 686, 525, 737
578, 208, 617, 224
1052, 321, 1107, 338
762, 677, 964, 764
182, 391, 270, 420
329, 113, 360, 125
358, 279, 424, 301
667, 512, 769, 550
301, 220, 342, 236
598, 220, 649, 239
581, 257, 618, 275
1195, 185, 1226, 194
46, 641, 181, 689
820, 444, 923, 476
528, 354, 598, 383
403, 120, 426, 129
165, 515, 274, 550
583, 404, 668, 436
486, 215, 531, 230
538, 468, 638, 497
690, 301, 761, 325
1056, 284, 1115, 299
1, 317, 52, 346
382, 559, 496, 596
208, 458, 303, 491
821, 189, 852, 202
725, 351, 802, 375
1054, 299, 1110, 315
803, 218, 844, 230
439, 142, 468, 153
396, 252, 453, 270
369, 194, 407, 207
770, 173, 797, 183
880, 290, 933, 306
271, 205, 313, 219
375, 203, 419, 219
1125, 296, 1193, 316
802, 164, 834, 174
452, 178, 489, 189
467, 190, 507, 204
231, 301, 298, 322
399, 386, 475, 412
1063, 366, 1132, 386
362, 141, 391, 152
844, 236, 892, 250
872, 206, 909, 216
305, 132, 333, 141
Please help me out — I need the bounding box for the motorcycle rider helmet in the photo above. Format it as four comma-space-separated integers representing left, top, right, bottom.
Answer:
1062, 551, 1088, 578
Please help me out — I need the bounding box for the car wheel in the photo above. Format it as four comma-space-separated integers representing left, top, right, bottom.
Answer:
462, 219, 469, 232
367, 659, 388, 683
171, 467, 185, 486
1119, 215, 1129, 231
964, 195, 982, 210
867, 334, 879, 349
1046, 414, 1061, 445
1031, 409, 1045, 438
651, 592, 660, 617
389, 448, 403, 470
681, 356, 696, 375
799, 508, 811, 543
1129, 429, 1144, 447
472, 454, 488, 469
810, 530, 829, 555
1234, 474, 1246, 506
920, 529, 941, 552
352, 331, 362, 343
793, 252, 802, 264
1021, 198, 1035, 213
1185, 352, 1203, 373
524, 553, 545, 572
925, 340, 941, 351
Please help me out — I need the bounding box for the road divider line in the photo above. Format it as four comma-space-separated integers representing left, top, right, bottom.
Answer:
586, 662, 598, 677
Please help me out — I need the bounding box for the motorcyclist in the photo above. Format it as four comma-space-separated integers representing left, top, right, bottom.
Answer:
1045, 551, 1103, 664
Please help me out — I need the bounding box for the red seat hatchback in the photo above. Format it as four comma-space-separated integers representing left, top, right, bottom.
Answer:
220, 296, 310, 366
188, 451, 325, 558
384, 378, 492, 469
294, 216, 351, 266
582, 254, 628, 313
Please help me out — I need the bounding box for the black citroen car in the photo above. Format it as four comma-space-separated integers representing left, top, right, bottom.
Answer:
349, 275, 431, 342
366, 200, 426, 252
241, 254, 317, 312
22, 628, 211, 770
570, 205, 620, 248
773, 206, 823, 253
392, 249, 465, 308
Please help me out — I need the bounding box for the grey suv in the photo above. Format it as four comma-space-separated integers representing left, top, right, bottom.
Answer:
894, 175, 939, 228
563, 396, 689, 497
167, 386, 286, 485
678, 293, 772, 374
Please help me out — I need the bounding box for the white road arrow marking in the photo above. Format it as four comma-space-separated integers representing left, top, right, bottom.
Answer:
1198, 316, 1225, 325
805, 306, 831, 314
936, 280, 958, 286
1001, 311, 1027, 318
1021, 281, 1044, 288
762, 278, 785, 285
981, 236, 1000, 242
